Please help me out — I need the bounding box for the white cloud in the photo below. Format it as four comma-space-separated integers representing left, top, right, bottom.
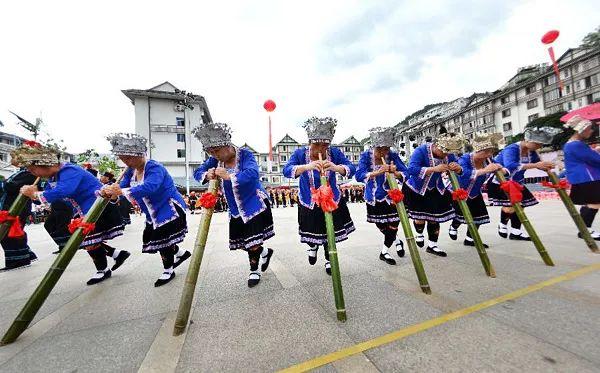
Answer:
0, 0, 598, 154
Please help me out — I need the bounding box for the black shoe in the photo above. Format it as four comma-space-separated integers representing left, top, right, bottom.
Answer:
154, 271, 175, 287
448, 227, 458, 241
307, 247, 318, 265
87, 270, 112, 285
111, 251, 131, 271
498, 225, 508, 238
52, 250, 61, 255
29, 252, 38, 262
463, 239, 489, 249
396, 240, 405, 258
415, 234, 425, 248
173, 250, 191, 269
509, 233, 531, 241
248, 272, 261, 288
379, 253, 397, 265
578, 231, 600, 241
260, 248, 273, 272
325, 262, 332, 276
0, 262, 31, 272
426, 246, 447, 257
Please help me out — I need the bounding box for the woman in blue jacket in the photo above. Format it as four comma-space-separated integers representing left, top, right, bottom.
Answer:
18, 142, 130, 286
402, 133, 465, 257
563, 115, 600, 240
193, 123, 274, 288
355, 127, 407, 265
486, 127, 560, 240
283, 117, 355, 275
102, 133, 191, 287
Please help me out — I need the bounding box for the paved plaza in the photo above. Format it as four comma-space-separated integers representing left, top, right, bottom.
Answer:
0, 200, 599, 372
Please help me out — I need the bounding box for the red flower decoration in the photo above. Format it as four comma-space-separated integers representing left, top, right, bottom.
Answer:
263, 99, 276, 112
540, 179, 570, 190
387, 188, 404, 204
68, 218, 96, 235
23, 140, 41, 148
500, 180, 524, 204
198, 192, 218, 209
451, 188, 469, 201
0, 211, 25, 238
311, 185, 338, 212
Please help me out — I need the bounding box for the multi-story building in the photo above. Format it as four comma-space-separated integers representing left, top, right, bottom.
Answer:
0, 131, 25, 178
395, 46, 600, 149
122, 81, 213, 192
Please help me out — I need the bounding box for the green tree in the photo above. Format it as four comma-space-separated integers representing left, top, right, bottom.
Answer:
581, 25, 600, 49
97, 156, 119, 174
77, 149, 99, 164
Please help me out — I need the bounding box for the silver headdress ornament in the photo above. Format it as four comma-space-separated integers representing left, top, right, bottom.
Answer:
11, 141, 60, 167
523, 126, 562, 145
303, 117, 337, 143
564, 115, 593, 134
369, 127, 397, 148
106, 133, 148, 156
472, 132, 504, 152
192, 122, 232, 149
434, 132, 466, 153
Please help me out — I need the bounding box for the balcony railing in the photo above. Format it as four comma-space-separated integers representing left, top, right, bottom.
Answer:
151, 125, 185, 133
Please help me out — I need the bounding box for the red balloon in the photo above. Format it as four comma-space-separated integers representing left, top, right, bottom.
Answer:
263, 99, 276, 112
541, 30, 559, 44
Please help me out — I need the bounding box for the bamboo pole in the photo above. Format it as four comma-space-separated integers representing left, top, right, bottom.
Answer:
493, 168, 554, 266
446, 171, 496, 277
173, 179, 220, 336
0, 177, 40, 242
381, 158, 431, 294
546, 171, 598, 253
319, 154, 346, 321
1, 195, 110, 345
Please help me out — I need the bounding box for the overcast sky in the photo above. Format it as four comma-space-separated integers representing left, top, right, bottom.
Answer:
1, 0, 598, 153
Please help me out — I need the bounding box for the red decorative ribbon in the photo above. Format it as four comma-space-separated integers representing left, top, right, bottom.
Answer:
387, 189, 404, 204
451, 188, 469, 201
68, 218, 96, 235
0, 211, 25, 238
198, 192, 218, 209
500, 180, 524, 204
23, 140, 41, 148
311, 185, 338, 212
540, 179, 570, 190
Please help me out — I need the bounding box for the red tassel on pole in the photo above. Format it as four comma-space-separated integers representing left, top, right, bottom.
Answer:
0, 211, 25, 238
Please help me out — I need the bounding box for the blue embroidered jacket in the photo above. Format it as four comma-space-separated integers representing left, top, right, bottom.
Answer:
492, 142, 540, 184
355, 149, 407, 205
563, 140, 600, 185
456, 153, 499, 198
121, 160, 187, 228
39, 163, 101, 216
194, 147, 268, 223
406, 144, 458, 195
282, 146, 356, 209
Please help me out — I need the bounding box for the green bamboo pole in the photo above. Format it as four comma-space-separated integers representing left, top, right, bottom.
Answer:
319, 154, 346, 322
173, 179, 220, 336
447, 171, 496, 277
381, 159, 431, 294
546, 171, 598, 253
493, 169, 554, 266
0, 177, 40, 242
1, 195, 110, 345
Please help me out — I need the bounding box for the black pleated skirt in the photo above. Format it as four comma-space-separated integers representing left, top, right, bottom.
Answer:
142, 204, 187, 253
298, 198, 355, 245
81, 202, 125, 248
366, 201, 400, 224
452, 194, 490, 225
229, 200, 275, 250
570, 180, 600, 205
402, 184, 455, 223
486, 181, 538, 207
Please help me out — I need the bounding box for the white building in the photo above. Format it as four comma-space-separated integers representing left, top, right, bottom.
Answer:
122, 82, 213, 192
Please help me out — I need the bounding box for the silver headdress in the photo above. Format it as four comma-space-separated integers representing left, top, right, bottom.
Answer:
106, 133, 148, 156
434, 132, 466, 153
192, 122, 232, 149
303, 117, 337, 143
564, 115, 593, 134
369, 127, 397, 148
523, 127, 562, 145
472, 132, 504, 152
11, 141, 60, 167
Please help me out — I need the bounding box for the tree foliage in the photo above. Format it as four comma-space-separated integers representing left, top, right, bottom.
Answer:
581, 25, 600, 49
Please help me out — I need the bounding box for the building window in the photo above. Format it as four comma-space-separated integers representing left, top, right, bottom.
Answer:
502, 109, 511, 118
272, 166, 278, 172
544, 88, 561, 102
281, 155, 287, 162
525, 85, 536, 95
526, 98, 538, 109
272, 176, 280, 183
176, 117, 184, 127
503, 122, 512, 131
177, 149, 185, 158
177, 134, 185, 142
528, 114, 539, 123
567, 102, 573, 111
500, 96, 509, 105
565, 85, 571, 94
